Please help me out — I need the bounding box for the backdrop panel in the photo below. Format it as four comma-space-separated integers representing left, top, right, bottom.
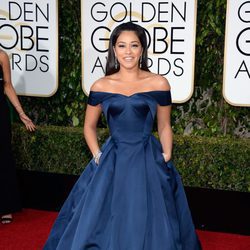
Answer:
223, 0, 250, 106
0, 0, 58, 97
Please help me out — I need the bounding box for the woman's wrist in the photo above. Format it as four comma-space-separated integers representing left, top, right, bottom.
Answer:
14, 105, 25, 115
93, 149, 102, 164
162, 152, 171, 162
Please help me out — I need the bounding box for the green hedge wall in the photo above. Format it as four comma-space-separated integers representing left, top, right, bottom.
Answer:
12, 125, 250, 193
17, 0, 249, 138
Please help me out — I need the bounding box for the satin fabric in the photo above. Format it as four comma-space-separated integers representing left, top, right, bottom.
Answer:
43, 90, 201, 250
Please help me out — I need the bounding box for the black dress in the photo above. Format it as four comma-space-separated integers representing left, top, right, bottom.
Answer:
0, 65, 21, 215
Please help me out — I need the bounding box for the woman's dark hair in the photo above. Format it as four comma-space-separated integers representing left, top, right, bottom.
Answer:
105, 22, 150, 76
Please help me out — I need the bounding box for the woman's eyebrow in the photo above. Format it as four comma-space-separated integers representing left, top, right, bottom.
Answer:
117, 41, 140, 44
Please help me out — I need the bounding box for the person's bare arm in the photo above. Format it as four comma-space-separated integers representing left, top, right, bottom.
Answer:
0, 51, 35, 131
155, 75, 172, 162
83, 103, 102, 159
157, 105, 173, 162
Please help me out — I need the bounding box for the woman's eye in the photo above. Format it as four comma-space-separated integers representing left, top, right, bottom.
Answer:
132, 44, 139, 48
118, 44, 125, 48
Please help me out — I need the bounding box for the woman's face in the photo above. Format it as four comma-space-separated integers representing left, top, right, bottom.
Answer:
113, 31, 142, 70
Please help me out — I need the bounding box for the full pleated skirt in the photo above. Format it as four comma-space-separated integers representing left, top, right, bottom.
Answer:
43, 136, 201, 250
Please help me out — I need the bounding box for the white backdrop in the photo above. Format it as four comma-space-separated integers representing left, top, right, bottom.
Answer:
0, 0, 58, 97
223, 0, 250, 106
81, 0, 197, 103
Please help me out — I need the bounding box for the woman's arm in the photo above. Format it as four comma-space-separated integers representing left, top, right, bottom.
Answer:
152, 75, 172, 162
84, 78, 109, 164
0, 51, 35, 131
83, 104, 102, 163
157, 105, 173, 162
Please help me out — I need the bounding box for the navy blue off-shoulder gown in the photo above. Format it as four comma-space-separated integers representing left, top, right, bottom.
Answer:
43, 90, 201, 250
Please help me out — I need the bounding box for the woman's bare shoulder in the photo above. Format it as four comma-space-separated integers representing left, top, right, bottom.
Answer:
0, 50, 9, 65
90, 76, 112, 92
147, 73, 170, 91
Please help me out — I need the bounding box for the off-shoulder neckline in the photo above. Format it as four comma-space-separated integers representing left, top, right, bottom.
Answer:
89, 90, 170, 98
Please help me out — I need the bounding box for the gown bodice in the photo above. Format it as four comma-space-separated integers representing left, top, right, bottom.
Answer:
88, 90, 171, 144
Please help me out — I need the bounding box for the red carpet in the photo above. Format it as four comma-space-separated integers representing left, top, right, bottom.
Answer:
0, 209, 56, 250
0, 209, 249, 250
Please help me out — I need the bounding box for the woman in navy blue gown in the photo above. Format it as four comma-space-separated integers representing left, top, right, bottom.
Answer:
44, 22, 201, 250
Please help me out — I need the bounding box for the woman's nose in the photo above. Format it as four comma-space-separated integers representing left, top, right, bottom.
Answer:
125, 46, 131, 54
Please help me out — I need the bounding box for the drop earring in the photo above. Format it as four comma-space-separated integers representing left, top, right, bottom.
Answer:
115, 57, 118, 69
139, 56, 142, 68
